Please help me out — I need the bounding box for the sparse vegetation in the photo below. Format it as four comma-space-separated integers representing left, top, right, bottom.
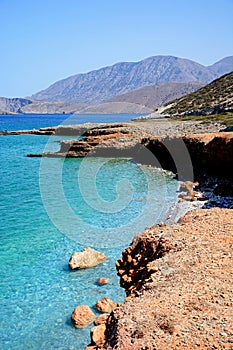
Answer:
171, 112, 233, 126
162, 72, 233, 117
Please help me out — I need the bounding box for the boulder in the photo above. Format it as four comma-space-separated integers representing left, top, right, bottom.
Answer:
97, 277, 109, 285
94, 313, 109, 326
96, 297, 116, 313
69, 247, 106, 269
71, 305, 96, 328
91, 324, 106, 347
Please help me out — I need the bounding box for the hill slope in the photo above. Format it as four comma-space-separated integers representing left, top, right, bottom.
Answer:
107, 81, 204, 110
32, 56, 233, 105
160, 71, 233, 116
79, 81, 204, 114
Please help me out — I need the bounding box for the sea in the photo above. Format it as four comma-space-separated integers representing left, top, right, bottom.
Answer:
0, 114, 179, 349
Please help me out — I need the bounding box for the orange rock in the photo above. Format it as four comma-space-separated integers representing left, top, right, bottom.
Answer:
91, 324, 106, 347
71, 305, 96, 328
97, 277, 109, 285
96, 297, 116, 313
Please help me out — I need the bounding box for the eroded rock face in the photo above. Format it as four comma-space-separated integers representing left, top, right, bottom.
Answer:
69, 247, 106, 269
96, 297, 116, 313
116, 229, 175, 296
71, 305, 96, 329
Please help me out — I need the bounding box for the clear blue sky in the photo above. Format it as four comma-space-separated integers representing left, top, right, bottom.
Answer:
1, 0, 232, 97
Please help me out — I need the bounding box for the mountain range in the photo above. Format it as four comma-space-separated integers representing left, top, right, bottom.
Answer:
0, 55, 232, 114
31, 55, 233, 105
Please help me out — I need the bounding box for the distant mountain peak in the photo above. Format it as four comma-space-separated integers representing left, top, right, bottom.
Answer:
31, 55, 233, 105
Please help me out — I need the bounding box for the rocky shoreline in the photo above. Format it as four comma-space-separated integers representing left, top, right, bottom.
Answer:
1, 118, 233, 349
90, 207, 233, 350
85, 179, 233, 349
21, 121, 233, 182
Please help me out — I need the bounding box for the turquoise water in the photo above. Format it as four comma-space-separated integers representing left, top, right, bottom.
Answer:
0, 114, 179, 349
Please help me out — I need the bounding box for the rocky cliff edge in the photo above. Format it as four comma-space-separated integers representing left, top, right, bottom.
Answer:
87, 208, 233, 349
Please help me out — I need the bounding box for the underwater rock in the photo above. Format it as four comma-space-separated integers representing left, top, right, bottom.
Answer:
69, 247, 106, 269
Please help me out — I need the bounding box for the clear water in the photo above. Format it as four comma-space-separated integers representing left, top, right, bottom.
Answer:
0, 113, 136, 131
0, 114, 179, 349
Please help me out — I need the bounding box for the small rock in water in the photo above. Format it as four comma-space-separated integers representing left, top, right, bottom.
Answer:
97, 277, 109, 285
69, 247, 106, 269
96, 297, 116, 313
71, 305, 96, 328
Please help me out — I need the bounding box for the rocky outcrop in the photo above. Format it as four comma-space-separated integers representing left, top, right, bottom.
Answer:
92, 208, 233, 349
68, 247, 106, 270
183, 132, 233, 178
25, 122, 233, 182
9, 120, 230, 181
142, 131, 233, 179
116, 231, 175, 296
71, 305, 96, 329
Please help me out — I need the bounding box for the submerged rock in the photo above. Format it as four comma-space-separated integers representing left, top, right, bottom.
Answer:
71, 305, 96, 329
97, 277, 109, 285
96, 297, 116, 313
69, 247, 106, 269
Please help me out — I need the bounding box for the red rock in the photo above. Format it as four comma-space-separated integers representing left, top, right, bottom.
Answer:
96, 297, 116, 313
69, 247, 106, 269
71, 305, 96, 328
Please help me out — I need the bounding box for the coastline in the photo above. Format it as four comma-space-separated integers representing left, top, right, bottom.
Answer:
74, 120, 232, 349
90, 207, 233, 350
1, 117, 232, 349
86, 182, 233, 349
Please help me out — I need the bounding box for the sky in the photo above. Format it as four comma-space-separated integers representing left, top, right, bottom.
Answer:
0, 0, 232, 98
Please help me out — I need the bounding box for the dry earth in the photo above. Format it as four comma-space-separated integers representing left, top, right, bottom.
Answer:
88, 208, 233, 349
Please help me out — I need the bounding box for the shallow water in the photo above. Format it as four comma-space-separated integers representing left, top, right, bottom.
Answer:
0, 114, 179, 349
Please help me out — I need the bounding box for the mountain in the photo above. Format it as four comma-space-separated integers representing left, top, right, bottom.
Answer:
159, 71, 233, 116
77, 102, 152, 114
0, 97, 32, 113
79, 81, 204, 114
106, 81, 204, 109
21, 100, 87, 114
31, 55, 233, 105
209, 56, 233, 76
